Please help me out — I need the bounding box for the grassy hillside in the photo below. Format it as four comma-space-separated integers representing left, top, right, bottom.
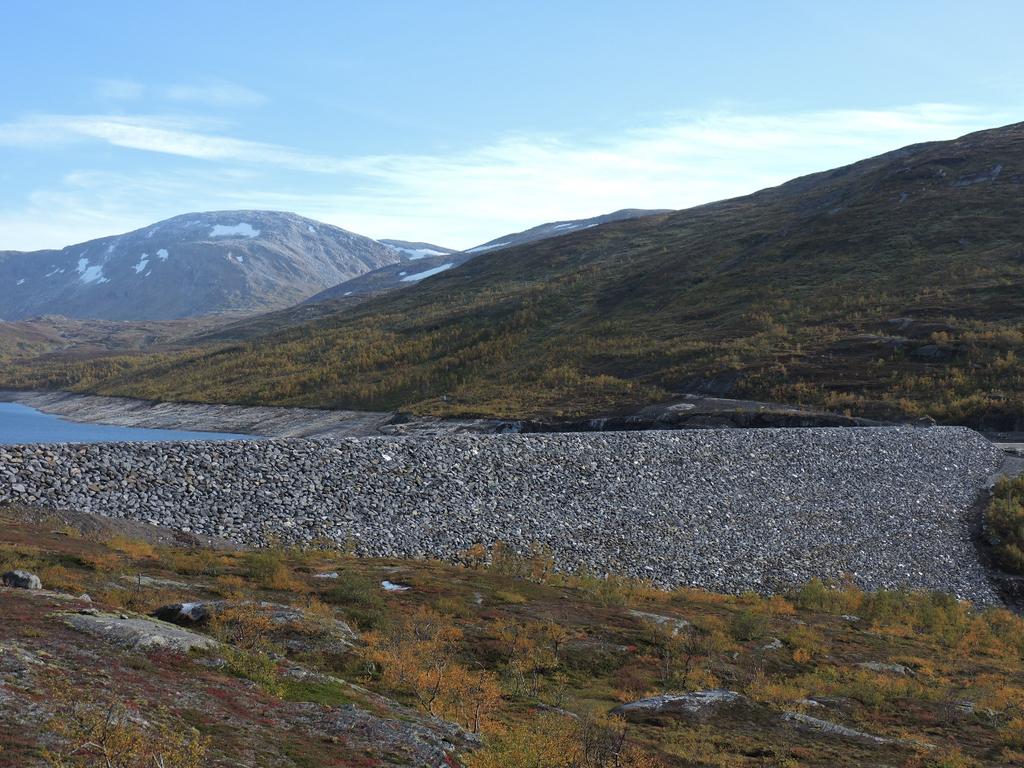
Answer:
5, 504, 1024, 766
4, 123, 1023, 427
0, 315, 233, 363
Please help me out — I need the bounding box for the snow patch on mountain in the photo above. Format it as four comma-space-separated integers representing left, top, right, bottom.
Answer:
401, 263, 454, 282
397, 247, 449, 259
210, 223, 260, 238
466, 242, 509, 254
76, 258, 107, 284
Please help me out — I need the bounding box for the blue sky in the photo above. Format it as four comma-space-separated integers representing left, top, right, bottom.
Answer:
1, 0, 1022, 250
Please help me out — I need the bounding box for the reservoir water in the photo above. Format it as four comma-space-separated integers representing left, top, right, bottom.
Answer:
0, 402, 256, 444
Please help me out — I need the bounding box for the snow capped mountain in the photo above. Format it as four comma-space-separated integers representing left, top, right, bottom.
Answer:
0, 211, 400, 320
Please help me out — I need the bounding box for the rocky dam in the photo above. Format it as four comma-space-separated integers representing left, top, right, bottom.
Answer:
0, 427, 1008, 603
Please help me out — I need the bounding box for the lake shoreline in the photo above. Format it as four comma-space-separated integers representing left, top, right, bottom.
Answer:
0, 400, 257, 444
0, 390, 394, 439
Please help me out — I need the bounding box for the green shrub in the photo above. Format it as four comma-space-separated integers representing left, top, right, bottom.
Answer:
728, 608, 769, 642
221, 647, 283, 696
323, 573, 385, 629
986, 476, 1024, 573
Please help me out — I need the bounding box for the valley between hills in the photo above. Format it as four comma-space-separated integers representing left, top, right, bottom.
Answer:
1, 123, 1022, 432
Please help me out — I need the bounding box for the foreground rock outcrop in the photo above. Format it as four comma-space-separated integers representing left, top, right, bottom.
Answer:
0, 427, 1004, 601
2, 570, 41, 590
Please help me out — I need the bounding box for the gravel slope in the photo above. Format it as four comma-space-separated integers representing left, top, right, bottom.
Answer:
0, 427, 1004, 602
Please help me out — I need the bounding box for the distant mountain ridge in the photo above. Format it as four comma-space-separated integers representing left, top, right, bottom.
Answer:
0, 211, 399, 321
464, 208, 672, 253
309, 208, 670, 302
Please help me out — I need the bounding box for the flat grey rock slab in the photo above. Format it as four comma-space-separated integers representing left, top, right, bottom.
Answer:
782, 711, 933, 749
611, 690, 749, 720
628, 609, 691, 634
64, 612, 218, 652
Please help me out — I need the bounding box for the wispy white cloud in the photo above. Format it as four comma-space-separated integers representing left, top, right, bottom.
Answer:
165, 78, 267, 107
284, 103, 1015, 246
0, 113, 338, 171
92, 77, 265, 107
95, 78, 145, 101
0, 103, 1014, 250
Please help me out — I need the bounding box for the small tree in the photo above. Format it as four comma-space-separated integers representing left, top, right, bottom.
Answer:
42, 687, 209, 768
363, 605, 503, 732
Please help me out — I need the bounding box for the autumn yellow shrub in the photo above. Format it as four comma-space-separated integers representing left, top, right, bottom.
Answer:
244, 549, 306, 592
465, 712, 662, 768
745, 671, 809, 706
41, 680, 209, 768
434, 594, 475, 618
209, 605, 277, 653
786, 625, 827, 663
670, 586, 732, 606
287, 596, 338, 637
1000, 717, 1024, 750
37, 565, 85, 594
494, 589, 528, 604
77, 552, 122, 572
921, 746, 983, 768
792, 577, 863, 614
460, 542, 489, 569
489, 541, 556, 582
364, 605, 502, 732
107, 535, 157, 560
208, 605, 284, 694
159, 547, 227, 576
972, 674, 1024, 712
728, 608, 768, 642
212, 574, 249, 599
93, 585, 183, 614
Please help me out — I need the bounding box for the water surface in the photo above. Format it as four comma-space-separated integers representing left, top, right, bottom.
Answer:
0, 402, 256, 444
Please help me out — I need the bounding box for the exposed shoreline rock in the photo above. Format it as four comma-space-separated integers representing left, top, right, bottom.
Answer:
0, 389, 906, 440
0, 427, 1005, 602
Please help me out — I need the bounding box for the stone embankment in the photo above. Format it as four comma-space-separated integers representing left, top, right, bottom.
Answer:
0, 427, 1005, 602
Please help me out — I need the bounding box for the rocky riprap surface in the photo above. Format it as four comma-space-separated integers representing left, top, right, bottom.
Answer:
0, 427, 1004, 602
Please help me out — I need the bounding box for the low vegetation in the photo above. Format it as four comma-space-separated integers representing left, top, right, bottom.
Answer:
4, 505, 1024, 766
